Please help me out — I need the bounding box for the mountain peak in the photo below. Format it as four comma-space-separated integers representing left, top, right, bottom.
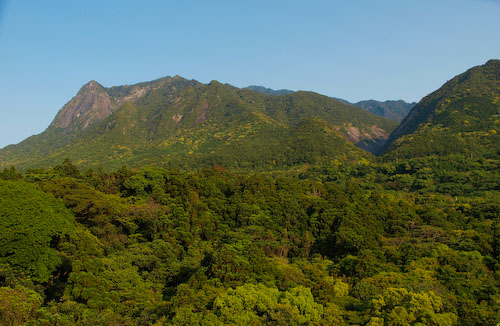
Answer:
50, 80, 110, 131
208, 80, 222, 86
485, 59, 500, 66
78, 80, 104, 93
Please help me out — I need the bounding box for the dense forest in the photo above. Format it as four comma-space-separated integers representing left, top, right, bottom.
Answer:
1, 153, 500, 325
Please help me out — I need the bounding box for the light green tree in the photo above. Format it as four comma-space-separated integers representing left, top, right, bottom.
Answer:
0, 180, 75, 282
369, 287, 457, 326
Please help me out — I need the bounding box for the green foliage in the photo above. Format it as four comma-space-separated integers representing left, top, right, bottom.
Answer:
0, 166, 22, 180
0, 286, 43, 326
0, 180, 75, 282
1, 150, 500, 325
64, 254, 161, 317
369, 287, 457, 326
211, 283, 323, 325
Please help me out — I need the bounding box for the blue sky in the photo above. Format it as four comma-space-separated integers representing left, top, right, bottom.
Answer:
0, 0, 499, 148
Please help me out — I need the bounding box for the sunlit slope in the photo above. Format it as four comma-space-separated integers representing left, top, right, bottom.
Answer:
0, 77, 396, 170
384, 59, 500, 158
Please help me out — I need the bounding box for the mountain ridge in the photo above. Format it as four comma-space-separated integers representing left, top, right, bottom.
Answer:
352, 99, 416, 122
0, 77, 396, 171
383, 59, 500, 158
247, 87, 416, 122
244, 85, 294, 96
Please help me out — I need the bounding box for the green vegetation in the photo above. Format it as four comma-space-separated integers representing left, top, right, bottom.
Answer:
384, 59, 500, 157
1, 60, 500, 325
0, 78, 395, 171
1, 154, 499, 325
244, 85, 294, 96
0, 180, 75, 282
353, 99, 416, 123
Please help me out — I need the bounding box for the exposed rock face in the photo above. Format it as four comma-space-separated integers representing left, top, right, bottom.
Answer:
51, 89, 113, 130
196, 103, 209, 123
172, 114, 183, 124
336, 123, 390, 153
50, 81, 115, 131
49, 77, 200, 133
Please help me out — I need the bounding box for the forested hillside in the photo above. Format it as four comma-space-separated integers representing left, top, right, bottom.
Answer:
384, 59, 500, 158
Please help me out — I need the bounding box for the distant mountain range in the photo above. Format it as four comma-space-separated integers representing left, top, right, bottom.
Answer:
0, 78, 395, 171
351, 100, 416, 122
244, 86, 294, 96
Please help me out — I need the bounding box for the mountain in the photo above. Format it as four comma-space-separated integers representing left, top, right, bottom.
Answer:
249, 89, 415, 123
353, 100, 416, 122
0, 76, 199, 168
383, 59, 500, 158
244, 85, 294, 96
49, 77, 199, 133
333, 98, 416, 122
0, 77, 396, 171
